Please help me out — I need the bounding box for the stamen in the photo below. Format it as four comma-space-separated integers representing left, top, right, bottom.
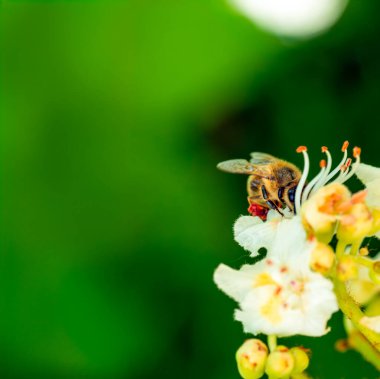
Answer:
335, 158, 352, 183
302, 160, 326, 203
342, 140, 349, 152
341, 147, 361, 184
296, 146, 307, 153
323, 142, 349, 184
353, 147, 361, 158
295, 146, 309, 214
310, 147, 332, 196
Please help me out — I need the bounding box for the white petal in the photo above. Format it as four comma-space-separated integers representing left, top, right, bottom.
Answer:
356, 163, 380, 184
213, 264, 255, 303
360, 315, 380, 333
365, 179, 380, 208
269, 216, 312, 261
234, 215, 279, 257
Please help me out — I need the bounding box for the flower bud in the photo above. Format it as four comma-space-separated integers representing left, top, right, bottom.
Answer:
236, 339, 268, 379
290, 347, 310, 375
337, 203, 373, 244
302, 183, 351, 243
265, 346, 294, 379
310, 242, 335, 275
337, 256, 358, 281
369, 261, 380, 285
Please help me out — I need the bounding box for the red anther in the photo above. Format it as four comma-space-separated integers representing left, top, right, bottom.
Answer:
320, 159, 326, 168
321, 146, 328, 153
353, 147, 361, 158
342, 141, 349, 152
345, 158, 352, 168
296, 145, 307, 153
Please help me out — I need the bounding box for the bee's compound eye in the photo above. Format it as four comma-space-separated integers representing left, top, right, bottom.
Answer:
288, 186, 296, 203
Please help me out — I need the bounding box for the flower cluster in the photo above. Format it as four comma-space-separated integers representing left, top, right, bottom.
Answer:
214, 142, 380, 378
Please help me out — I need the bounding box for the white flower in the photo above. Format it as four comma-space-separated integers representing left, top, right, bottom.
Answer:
230, 0, 348, 38
234, 210, 282, 257
214, 217, 338, 337
356, 163, 380, 209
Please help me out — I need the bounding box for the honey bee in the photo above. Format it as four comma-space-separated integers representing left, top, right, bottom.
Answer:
217, 152, 301, 219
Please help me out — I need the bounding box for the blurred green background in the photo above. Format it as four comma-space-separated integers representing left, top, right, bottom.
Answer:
2, 1, 380, 378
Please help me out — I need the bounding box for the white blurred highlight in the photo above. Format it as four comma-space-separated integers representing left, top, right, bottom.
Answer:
231, 0, 348, 38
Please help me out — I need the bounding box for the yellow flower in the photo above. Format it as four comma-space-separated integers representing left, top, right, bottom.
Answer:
337, 201, 373, 244
302, 183, 350, 242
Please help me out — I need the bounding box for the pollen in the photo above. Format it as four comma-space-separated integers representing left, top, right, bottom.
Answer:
320, 159, 326, 168
342, 140, 349, 152
321, 146, 328, 153
353, 146, 361, 158
296, 146, 307, 153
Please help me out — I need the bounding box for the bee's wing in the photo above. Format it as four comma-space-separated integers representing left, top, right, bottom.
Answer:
216, 159, 256, 174
250, 152, 277, 165
217, 159, 272, 178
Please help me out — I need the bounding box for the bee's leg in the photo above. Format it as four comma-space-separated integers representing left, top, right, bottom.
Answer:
266, 200, 284, 216
261, 185, 284, 217
261, 185, 269, 200
278, 187, 285, 203
278, 187, 289, 209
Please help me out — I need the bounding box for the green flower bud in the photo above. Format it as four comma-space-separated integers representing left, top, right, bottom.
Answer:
290, 347, 310, 375
236, 339, 268, 379
265, 346, 294, 379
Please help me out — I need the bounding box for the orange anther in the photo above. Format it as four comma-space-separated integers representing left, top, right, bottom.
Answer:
342, 141, 349, 152
321, 146, 328, 153
345, 158, 352, 168
320, 159, 326, 168
353, 147, 361, 158
296, 146, 307, 153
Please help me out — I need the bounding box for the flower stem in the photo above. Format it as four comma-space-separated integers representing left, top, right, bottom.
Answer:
268, 335, 277, 352
348, 330, 380, 370
334, 277, 380, 352
352, 255, 373, 269
350, 239, 363, 255
336, 239, 346, 259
